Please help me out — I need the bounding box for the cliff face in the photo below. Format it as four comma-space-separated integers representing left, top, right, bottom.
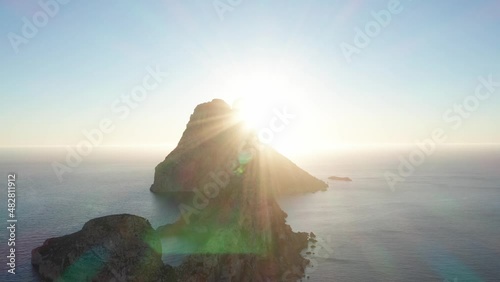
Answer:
170, 165, 311, 281
31, 214, 175, 282
150, 99, 327, 196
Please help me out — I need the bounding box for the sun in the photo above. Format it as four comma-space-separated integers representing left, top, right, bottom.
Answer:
231, 97, 266, 129
220, 67, 296, 129
201, 60, 323, 154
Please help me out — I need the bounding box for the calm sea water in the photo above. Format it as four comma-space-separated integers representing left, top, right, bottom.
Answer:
0, 145, 499, 282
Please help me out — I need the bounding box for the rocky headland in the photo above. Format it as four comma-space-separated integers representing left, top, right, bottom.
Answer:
31, 214, 176, 281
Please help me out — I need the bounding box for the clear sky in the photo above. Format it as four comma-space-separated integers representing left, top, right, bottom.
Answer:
1, 0, 499, 150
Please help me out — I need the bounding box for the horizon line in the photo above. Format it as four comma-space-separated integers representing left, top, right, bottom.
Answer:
1, 143, 500, 148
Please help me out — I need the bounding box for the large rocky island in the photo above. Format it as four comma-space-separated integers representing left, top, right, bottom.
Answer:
150, 99, 327, 196
32, 99, 328, 281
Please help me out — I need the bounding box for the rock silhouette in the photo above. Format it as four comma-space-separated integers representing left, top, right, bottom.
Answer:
150, 99, 327, 196
31, 214, 175, 281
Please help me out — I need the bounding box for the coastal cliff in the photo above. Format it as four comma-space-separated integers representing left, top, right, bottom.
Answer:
31, 214, 175, 281
164, 147, 312, 281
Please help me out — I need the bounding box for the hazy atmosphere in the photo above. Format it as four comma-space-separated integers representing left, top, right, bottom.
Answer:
2, 0, 499, 149
1, 1, 499, 282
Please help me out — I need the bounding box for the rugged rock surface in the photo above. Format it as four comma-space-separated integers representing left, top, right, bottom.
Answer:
31, 214, 175, 282
150, 99, 327, 196
165, 158, 311, 281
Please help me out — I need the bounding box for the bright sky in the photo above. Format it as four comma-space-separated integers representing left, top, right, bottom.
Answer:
1, 0, 499, 150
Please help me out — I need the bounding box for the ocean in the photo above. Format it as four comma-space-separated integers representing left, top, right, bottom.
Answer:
0, 145, 499, 281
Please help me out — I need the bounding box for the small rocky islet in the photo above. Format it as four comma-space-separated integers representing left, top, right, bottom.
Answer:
32, 99, 328, 281
328, 176, 352, 182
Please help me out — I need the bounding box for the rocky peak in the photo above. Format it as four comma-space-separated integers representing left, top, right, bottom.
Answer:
190, 99, 232, 121
150, 99, 327, 195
